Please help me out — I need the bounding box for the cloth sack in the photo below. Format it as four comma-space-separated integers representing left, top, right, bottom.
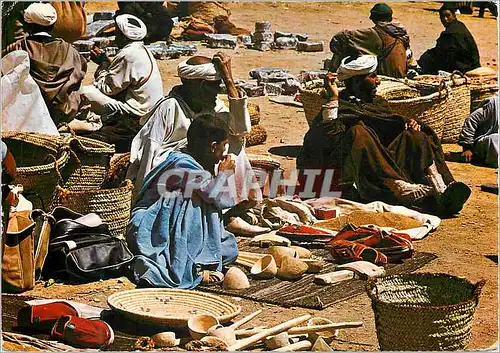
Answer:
1, 50, 58, 135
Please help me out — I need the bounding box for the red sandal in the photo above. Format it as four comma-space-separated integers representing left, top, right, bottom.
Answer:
327, 240, 388, 265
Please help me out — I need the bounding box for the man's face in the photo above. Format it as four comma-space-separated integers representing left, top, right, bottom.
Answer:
440, 10, 456, 27
114, 29, 128, 48
362, 73, 381, 102
211, 139, 229, 163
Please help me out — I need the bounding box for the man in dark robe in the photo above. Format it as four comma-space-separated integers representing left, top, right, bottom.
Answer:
2, 3, 87, 126
329, 3, 414, 78
297, 55, 471, 217
418, 4, 480, 74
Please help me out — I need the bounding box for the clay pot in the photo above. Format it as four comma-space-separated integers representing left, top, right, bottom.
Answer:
207, 325, 237, 345
151, 332, 180, 348
268, 246, 298, 267
306, 317, 339, 343
250, 255, 277, 279
188, 314, 219, 340
276, 255, 308, 280
222, 267, 250, 290
290, 246, 312, 259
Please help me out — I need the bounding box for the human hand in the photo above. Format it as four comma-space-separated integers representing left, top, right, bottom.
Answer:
405, 119, 421, 131
213, 52, 233, 82
461, 149, 473, 163
90, 46, 109, 65
324, 72, 339, 100
218, 155, 236, 176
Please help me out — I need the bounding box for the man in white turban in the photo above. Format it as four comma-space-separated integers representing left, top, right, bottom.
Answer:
297, 54, 471, 218
69, 14, 163, 152
2, 3, 87, 127
127, 52, 262, 207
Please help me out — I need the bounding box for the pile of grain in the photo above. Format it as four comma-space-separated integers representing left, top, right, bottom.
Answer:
315, 210, 422, 231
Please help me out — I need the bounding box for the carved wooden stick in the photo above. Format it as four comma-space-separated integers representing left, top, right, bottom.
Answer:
273, 340, 312, 351
230, 309, 263, 329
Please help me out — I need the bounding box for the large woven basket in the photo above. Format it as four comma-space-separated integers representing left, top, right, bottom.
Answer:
366, 273, 485, 351
299, 80, 328, 127
248, 154, 283, 197
245, 125, 268, 147
59, 134, 115, 192
415, 73, 471, 143
55, 179, 134, 239
468, 75, 498, 112
2, 132, 69, 211
107, 288, 241, 328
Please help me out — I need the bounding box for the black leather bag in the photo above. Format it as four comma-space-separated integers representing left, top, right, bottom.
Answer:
44, 207, 133, 281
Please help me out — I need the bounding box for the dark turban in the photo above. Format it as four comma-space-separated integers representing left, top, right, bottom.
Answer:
370, 3, 393, 22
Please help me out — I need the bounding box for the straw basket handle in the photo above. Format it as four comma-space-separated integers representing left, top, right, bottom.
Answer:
46, 154, 64, 183
365, 279, 379, 301
450, 70, 469, 86
473, 279, 486, 305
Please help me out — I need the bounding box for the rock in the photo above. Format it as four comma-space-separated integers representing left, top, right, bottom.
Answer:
296, 33, 309, 42
282, 77, 301, 95
93, 297, 101, 303
249, 67, 289, 82
73, 40, 94, 52
238, 35, 252, 45
253, 31, 274, 43
86, 20, 115, 38
253, 41, 273, 52
90, 36, 115, 49
274, 37, 298, 50
255, 21, 271, 32
147, 42, 197, 60
296, 41, 324, 52
204, 33, 238, 49
263, 82, 284, 96
240, 82, 265, 97
274, 31, 308, 42
297, 70, 328, 83
93, 11, 115, 21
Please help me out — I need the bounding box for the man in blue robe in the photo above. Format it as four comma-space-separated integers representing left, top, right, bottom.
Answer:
126, 115, 238, 288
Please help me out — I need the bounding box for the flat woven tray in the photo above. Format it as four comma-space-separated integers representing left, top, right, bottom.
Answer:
107, 288, 241, 328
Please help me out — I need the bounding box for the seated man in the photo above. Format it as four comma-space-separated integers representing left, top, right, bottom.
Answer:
329, 3, 415, 78
418, 3, 480, 74
458, 95, 498, 168
127, 52, 261, 203
297, 55, 471, 217
2, 3, 87, 126
71, 14, 163, 152
126, 115, 238, 288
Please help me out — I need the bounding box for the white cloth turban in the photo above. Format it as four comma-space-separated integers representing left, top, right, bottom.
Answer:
337, 55, 378, 81
115, 14, 147, 41
23, 3, 57, 26
177, 59, 221, 81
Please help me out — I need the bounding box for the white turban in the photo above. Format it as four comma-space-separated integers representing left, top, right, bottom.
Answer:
337, 55, 378, 81
115, 14, 147, 41
23, 3, 57, 26
177, 59, 221, 81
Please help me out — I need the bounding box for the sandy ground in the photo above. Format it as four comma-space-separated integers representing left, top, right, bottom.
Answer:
11, 2, 499, 351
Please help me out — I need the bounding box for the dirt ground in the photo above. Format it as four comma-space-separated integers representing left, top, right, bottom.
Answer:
12, 2, 499, 351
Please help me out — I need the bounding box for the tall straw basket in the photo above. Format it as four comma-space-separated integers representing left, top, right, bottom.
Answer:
59, 134, 115, 192
55, 180, 134, 239
468, 75, 498, 112
107, 288, 241, 328
2, 132, 69, 211
366, 273, 485, 351
415, 72, 471, 143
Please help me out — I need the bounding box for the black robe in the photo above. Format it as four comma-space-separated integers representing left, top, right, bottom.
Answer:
296, 99, 454, 207
418, 19, 480, 74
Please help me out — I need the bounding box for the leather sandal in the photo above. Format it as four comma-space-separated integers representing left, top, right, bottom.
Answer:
200, 270, 224, 286
327, 240, 388, 265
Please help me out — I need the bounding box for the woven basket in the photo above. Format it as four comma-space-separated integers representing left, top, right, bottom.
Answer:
468, 75, 498, 112
366, 273, 485, 351
299, 79, 328, 127
245, 125, 267, 147
248, 155, 283, 197
2, 132, 69, 211
382, 81, 449, 140
55, 180, 134, 239
415, 72, 471, 143
107, 288, 241, 328
59, 134, 115, 192
248, 101, 261, 126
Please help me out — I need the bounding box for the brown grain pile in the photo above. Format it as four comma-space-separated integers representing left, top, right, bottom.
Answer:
315, 210, 423, 231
